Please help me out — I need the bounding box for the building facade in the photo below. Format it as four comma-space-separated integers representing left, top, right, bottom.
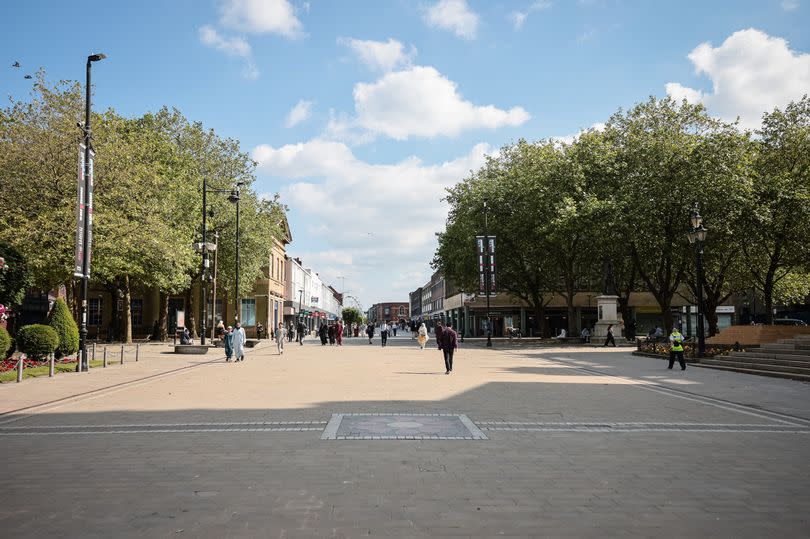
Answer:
367, 302, 409, 324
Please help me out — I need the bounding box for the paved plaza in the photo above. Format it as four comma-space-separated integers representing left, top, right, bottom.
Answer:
1, 335, 809, 538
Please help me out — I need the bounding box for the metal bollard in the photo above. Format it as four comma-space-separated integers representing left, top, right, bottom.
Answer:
103, 347, 108, 368
49, 354, 55, 377
17, 357, 23, 383
135, 344, 139, 362
120, 345, 124, 365
92, 342, 96, 362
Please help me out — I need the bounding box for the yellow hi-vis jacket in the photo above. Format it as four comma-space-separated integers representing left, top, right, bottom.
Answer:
669, 331, 684, 352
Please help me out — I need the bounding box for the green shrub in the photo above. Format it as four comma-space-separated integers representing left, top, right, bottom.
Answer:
46, 298, 79, 358
16, 324, 59, 360
0, 326, 11, 358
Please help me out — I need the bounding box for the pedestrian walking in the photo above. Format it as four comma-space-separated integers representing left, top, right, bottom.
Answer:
392, 324, 398, 337
328, 324, 336, 345
366, 323, 375, 344
435, 322, 444, 350
410, 320, 417, 339
336, 321, 343, 346
440, 323, 458, 374
216, 320, 225, 339
319, 323, 328, 346
380, 321, 389, 347
668, 326, 686, 370
276, 322, 286, 355
233, 322, 246, 362
417, 322, 428, 349
224, 325, 234, 362
603, 324, 616, 347
296, 320, 306, 345
288, 322, 295, 342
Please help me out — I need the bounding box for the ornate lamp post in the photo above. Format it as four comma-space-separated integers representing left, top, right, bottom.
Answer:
686, 204, 709, 357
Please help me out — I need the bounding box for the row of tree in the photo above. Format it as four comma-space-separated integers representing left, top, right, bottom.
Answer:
0, 73, 286, 342
433, 96, 810, 334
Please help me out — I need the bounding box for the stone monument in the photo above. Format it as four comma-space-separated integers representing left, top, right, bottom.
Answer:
593, 257, 623, 343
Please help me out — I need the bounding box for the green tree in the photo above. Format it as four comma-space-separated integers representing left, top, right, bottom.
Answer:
603, 97, 746, 330
342, 307, 361, 328
739, 96, 810, 323
46, 297, 79, 358
0, 242, 32, 308
16, 324, 59, 360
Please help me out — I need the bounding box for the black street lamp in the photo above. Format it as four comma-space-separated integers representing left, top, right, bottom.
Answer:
686, 204, 709, 357
77, 52, 106, 372
228, 183, 244, 323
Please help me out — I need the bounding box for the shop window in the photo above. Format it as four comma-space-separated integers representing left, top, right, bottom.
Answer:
131, 298, 143, 326
241, 299, 256, 326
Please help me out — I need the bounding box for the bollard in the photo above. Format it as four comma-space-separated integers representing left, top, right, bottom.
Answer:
49, 354, 55, 377
103, 347, 108, 368
135, 344, 139, 362
92, 342, 96, 362
120, 345, 124, 365
17, 357, 23, 383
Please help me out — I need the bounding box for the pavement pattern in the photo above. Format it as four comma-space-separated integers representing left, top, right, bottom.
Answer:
0, 334, 809, 538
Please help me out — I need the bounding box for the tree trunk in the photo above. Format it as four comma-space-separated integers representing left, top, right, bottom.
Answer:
155, 292, 169, 341
106, 284, 120, 342
186, 286, 198, 338
123, 275, 132, 344
659, 296, 673, 333
764, 277, 775, 325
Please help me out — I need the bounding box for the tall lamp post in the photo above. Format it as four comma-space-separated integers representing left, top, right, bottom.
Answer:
228, 185, 243, 322
77, 53, 106, 372
484, 201, 492, 347
686, 204, 708, 357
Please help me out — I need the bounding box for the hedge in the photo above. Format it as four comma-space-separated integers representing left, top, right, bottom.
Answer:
16, 324, 59, 360
0, 326, 11, 359
46, 298, 79, 358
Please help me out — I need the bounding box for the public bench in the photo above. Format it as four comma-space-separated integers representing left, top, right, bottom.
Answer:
173, 345, 210, 354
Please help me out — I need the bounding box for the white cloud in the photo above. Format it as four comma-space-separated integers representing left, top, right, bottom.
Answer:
219, 0, 303, 37
665, 28, 810, 129
199, 25, 252, 57
781, 0, 799, 11
553, 122, 605, 145
424, 0, 479, 40
253, 139, 492, 304
339, 37, 417, 72
510, 1, 552, 30
285, 99, 314, 127
328, 66, 530, 141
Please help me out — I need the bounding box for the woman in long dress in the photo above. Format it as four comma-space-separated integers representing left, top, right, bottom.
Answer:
224, 326, 234, 362
232, 322, 246, 362
417, 323, 429, 350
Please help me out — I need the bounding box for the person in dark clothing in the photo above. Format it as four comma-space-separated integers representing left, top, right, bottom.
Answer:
296, 321, 306, 345
380, 321, 389, 347
328, 324, 336, 345
603, 324, 616, 347
440, 323, 458, 374
435, 323, 444, 351
319, 323, 328, 345
288, 322, 295, 342
366, 323, 375, 344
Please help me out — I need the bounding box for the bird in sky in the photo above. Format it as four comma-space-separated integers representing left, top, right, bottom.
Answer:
24, 74, 32, 79
12, 61, 20, 68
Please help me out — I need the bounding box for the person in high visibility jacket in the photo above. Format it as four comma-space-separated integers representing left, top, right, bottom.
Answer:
668, 326, 686, 370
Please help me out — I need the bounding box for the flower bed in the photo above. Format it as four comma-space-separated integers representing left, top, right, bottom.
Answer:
636, 340, 747, 360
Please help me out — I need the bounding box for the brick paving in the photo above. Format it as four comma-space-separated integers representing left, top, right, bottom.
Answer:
0, 336, 808, 537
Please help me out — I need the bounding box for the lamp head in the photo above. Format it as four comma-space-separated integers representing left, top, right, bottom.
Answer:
228, 190, 240, 204
689, 208, 702, 229
88, 53, 107, 62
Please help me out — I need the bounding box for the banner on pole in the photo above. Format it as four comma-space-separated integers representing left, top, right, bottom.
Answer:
73, 144, 86, 277
476, 236, 497, 295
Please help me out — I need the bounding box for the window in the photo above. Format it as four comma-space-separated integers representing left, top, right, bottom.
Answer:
89, 298, 102, 326
131, 298, 143, 326
384, 306, 390, 315
399, 306, 405, 316
207, 299, 223, 325
241, 299, 256, 326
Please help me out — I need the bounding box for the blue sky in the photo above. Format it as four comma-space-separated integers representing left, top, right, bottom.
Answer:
3, 0, 809, 310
